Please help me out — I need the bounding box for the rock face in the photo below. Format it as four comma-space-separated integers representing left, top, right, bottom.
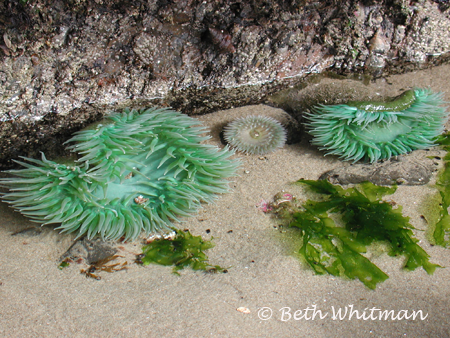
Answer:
319, 153, 439, 186
1, 0, 450, 168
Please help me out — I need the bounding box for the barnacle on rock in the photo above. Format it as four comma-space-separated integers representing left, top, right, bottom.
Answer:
223, 115, 287, 155
1, 107, 240, 241
305, 88, 448, 163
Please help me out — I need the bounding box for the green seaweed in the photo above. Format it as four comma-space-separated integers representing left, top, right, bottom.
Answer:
58, 261, 70, 270
425, 133, 450, 246
137, 229, 225, 275
271, 180, 439, 289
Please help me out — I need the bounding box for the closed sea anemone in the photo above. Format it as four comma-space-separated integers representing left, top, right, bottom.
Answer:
305, 88, 448, 162
1, 107, 240, 241
223, 115, 287, 155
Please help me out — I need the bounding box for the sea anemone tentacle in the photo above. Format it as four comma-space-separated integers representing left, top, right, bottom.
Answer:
305, 88, 448, 163
1, 107, 240, 241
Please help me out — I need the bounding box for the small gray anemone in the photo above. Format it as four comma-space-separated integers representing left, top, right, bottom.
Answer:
223, 115, 287, 155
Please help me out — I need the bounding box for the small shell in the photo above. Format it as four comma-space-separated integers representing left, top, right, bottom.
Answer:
162, 231, 176, 240
209, 28, 236, 53
145, 230, 177, 243
134, 195, 149, 205
368, 30, 390, 54
236, 307, 251, 314
145, 233, 164, 243
30, 54, 40, 65
3, 33, 12, 49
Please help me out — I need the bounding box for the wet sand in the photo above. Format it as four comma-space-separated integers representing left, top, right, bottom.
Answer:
1, 65, 450, 337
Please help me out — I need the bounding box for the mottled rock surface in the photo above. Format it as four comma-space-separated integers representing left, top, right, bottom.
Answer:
1, 0, 450, 168
60, 237, 117, 265
319, 152, 440, 185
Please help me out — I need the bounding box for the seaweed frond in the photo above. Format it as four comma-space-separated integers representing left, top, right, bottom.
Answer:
136, 229, 226, 275
423, 133, 450, 247
270, 180, 439, 289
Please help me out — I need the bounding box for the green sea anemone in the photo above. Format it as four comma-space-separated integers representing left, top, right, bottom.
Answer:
1, 107, 240, 241
305, 88, 448, 162
223, 115, 287, 155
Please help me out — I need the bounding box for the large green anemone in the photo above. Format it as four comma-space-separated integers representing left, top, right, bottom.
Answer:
305, 88, 448, 162
1, 107, 240, 240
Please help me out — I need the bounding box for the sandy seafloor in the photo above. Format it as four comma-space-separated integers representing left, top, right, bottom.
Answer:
2, 65, 450, 338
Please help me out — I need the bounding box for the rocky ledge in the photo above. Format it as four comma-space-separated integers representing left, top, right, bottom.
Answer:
1, 0, 450, 168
